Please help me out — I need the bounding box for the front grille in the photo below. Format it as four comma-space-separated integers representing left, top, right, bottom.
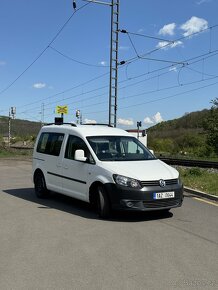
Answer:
141, 178, 178, 187
143, 199, 180, 208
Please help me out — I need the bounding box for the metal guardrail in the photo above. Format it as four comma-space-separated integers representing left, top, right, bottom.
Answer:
160, 157, 218, 169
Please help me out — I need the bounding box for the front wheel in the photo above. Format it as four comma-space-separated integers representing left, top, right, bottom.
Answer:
96, 185, 111, 219
34, 172, 49, 198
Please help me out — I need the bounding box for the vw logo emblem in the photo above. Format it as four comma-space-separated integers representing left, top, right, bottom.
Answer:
159, 179, 166, 187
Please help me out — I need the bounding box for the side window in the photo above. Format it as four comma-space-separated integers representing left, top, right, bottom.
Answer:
37, 133, 64, 156
37, 133, 49, 153
65, 135, 94, 163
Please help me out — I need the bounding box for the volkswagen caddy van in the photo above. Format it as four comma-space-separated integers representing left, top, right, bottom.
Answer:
32, 122, 183, 218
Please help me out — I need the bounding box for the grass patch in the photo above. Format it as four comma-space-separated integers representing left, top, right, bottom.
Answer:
176, 167, 218, 196
0, 148, 32, 158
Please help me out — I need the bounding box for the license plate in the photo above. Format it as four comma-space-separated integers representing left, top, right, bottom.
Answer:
153, 192, 175, 200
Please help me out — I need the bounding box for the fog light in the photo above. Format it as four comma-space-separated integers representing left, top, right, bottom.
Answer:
126, 201, 134, 208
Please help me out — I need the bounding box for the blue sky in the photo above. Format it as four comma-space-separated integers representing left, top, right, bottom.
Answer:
0, 0, 218, 128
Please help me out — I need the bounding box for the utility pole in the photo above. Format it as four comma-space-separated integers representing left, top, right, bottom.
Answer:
108, 0, 119, 127
137, 121, 142, 139
73, 0, 120, 127
8, 107, 16, 147
8, 110, 11, 148
41, 103, 44, 127
76, 109, 81, 124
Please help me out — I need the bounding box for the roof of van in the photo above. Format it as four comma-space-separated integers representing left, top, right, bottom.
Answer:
41, 124, 132, 138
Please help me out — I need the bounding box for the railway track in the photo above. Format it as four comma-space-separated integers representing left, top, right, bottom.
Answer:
8, 146, 218, 169
160, 157, 218, 169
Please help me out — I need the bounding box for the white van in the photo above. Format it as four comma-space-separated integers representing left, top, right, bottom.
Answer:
33, 122, 183, 218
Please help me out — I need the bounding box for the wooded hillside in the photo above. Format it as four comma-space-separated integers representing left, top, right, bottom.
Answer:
0, 116, 41, 138
147, 109, 215, 157
0, 107, 217, 158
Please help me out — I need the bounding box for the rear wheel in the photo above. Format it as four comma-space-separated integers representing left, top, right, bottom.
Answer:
96, 185, 110, 218
34, 172, 49, 198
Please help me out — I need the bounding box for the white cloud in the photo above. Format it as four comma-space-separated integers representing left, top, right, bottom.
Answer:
143, 113, 164, 126
138, 28, 144, 33
169, 66, 178, 72
180, 16, 208, 37
84, 118, 97, 124
196, 0, 211, 5
119, 46, 129, 51
153, 112, 164, 123
171, 41, 183, 48
156, 41, 169, 49
99, 61, 107, 66
117, 118, 134, 126
159, 23, 176, 36
156, 40, 183, 50
143, 117, 154, 125
0, 60, 6, 66
33, 83, 46, 89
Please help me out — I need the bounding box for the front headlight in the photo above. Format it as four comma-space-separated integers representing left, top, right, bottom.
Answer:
113, 174, 142, 189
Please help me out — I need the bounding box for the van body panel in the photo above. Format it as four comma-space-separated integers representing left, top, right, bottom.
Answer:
101, 159, 178, 181
32, 124, 184, 213
61, 158, 94, 202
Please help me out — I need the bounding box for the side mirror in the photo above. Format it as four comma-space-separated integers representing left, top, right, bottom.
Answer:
74, 149, 87, 162
149, 149, 154, 155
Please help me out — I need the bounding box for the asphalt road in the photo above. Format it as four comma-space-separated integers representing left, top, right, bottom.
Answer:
0, 159, 217, 290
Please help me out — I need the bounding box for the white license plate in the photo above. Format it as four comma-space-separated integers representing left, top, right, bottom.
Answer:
153, 192, 175, 200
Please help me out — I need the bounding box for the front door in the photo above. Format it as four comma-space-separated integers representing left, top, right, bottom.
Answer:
62, 135, 94, 202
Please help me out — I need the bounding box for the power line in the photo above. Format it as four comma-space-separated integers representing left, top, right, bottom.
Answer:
16, 49, 218, 117
16, 71, 109, 109
83, 80, 218, 116
120, 76, 218, 102
119, 29, 174, 42
119, 80, 218, 110
25, 71, 218, 120
11, 48, 218, 119
120, 24, 218, 65
127, 33, 140, 58
0, 2, 91, 96
3, 21, 218, 114
126, 31, 185, 65
49, 46, 110, 67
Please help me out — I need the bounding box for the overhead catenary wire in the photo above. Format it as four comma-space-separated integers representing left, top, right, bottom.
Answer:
0, 1, 91, 96
48, 76, 218, 115
15, 71, 110, 110
49, 46, 110, 68
16, 49, 218, 118
119, 24, 218, 65
3, 19, 217, 120
119, 80, 218, 110
126, 30, 185, 65
82, 80, 218, 116
19, 66, 218, 120
3, 21, 217, 115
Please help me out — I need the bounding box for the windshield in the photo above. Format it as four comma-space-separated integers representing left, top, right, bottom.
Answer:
87, 136, 156, 161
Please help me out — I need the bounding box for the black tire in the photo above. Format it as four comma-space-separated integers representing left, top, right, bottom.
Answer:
159, 208, 171, 214
34, 172, 49, 198
96, 185, 111, 218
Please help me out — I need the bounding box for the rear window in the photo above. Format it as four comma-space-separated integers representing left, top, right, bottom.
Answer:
37, 132, 64, 156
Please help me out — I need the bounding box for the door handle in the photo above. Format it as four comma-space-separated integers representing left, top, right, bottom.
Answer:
57, 163, 62, 168
63, 165, 69, 169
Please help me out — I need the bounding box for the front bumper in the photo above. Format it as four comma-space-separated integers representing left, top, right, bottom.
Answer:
104, 183, 184, 211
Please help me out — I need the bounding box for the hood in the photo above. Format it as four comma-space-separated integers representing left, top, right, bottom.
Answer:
101, 159, 178, 181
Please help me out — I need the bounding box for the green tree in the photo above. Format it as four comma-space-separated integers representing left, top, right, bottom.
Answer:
204, 98, 218, 155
